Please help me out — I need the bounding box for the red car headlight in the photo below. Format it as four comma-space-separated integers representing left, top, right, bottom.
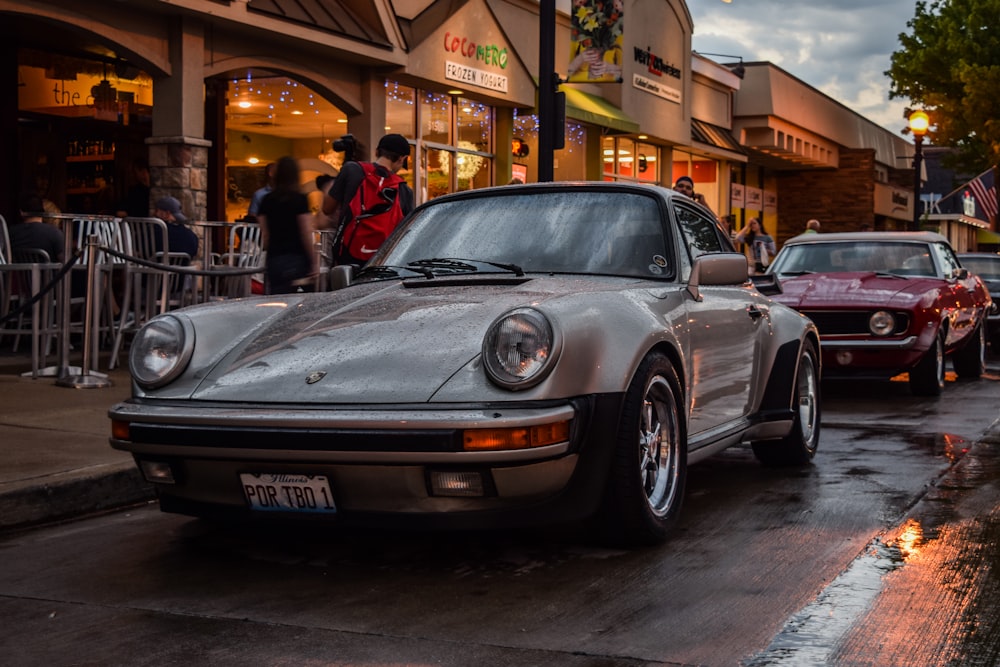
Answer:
869, 310, 896, 336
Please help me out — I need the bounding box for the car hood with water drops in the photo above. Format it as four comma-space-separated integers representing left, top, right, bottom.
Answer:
135, 275, 685, 404
771, 272, 944, 310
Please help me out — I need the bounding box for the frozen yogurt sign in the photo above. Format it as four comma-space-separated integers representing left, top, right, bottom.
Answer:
444, 31, 509, 94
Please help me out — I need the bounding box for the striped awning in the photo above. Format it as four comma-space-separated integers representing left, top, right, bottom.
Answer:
692, 119, 745, 155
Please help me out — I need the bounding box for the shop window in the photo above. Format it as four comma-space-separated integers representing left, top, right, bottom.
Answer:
636, 142, 659, 183
420, 91, 453, 146
387, 82, 418, 196
390, 82, 497, 202
603, 137, 659, 185
672, 149, 721, 212
457, 98, 493, 153
422, 146, 449, 200
386, 82, 416, 140
17, 49, 154, 214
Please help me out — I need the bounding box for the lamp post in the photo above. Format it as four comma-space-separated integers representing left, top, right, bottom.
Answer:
908, 110, 929, 231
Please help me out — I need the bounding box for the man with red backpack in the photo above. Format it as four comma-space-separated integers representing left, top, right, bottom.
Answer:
323, 133, 414, 266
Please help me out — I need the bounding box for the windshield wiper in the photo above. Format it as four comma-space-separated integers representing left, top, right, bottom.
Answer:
875, 271, 908, 279
356, 264, 435, 280
779, 270, 815, 276
406, 257, 525, 277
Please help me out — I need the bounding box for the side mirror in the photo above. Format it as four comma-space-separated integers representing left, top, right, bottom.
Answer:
954, 267, 970, 280
687, 252, 749, 301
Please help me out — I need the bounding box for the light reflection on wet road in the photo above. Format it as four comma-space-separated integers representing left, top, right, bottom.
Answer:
748, 395, 1000, 666
2, 362, 1000, 666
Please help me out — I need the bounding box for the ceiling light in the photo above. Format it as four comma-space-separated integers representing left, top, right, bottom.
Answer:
248, 157, 260, 164
448, 89, 464, 95
238, 101, 251, 109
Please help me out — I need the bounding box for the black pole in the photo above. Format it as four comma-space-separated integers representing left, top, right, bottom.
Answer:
538, 0, 555, 182
912, 134, 924, 231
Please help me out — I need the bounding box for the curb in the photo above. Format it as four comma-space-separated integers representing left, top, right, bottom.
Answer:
0, 465, 154, 532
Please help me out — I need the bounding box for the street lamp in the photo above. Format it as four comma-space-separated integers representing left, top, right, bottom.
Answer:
908, 110, 929, 231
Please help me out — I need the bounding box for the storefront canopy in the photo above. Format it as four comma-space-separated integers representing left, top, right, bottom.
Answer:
977, 228, 1000, 244
562, 87, 640, 134
692, 119, 745, 155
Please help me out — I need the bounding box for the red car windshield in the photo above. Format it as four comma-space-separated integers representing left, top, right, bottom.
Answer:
773, 241, 937, 277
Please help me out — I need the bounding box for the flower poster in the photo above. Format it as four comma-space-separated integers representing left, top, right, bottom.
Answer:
568, 0, 624, 83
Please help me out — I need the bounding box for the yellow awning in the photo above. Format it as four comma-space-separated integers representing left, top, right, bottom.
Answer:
561, 87, 640, 134
977, 228, 1000, 244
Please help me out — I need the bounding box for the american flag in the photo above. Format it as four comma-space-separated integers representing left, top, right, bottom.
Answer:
967, 167, 997, 222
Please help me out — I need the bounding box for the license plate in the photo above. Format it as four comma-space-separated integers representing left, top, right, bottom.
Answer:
240, 473, 336, 514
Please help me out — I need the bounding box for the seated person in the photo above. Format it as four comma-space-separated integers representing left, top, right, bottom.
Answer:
10, 192, 65, 262
153, 196, 199, 260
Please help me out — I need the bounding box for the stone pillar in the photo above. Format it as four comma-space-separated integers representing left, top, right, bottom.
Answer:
148, 15, 211, 221
148, 136, 211, 221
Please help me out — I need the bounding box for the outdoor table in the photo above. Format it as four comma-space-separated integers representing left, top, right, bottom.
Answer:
188, 220, 236, 302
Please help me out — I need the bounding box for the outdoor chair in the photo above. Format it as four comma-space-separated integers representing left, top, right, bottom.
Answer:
210, 222, 265, 298
109, 217, 193, 369
0, 248, 62, 377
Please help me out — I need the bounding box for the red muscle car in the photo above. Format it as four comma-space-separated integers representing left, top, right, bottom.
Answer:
768, 232, 991, 396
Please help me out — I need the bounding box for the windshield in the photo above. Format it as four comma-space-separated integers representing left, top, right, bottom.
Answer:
771, 241, 938, 277
961, 257, 1000, 280
372, 190, 671, 279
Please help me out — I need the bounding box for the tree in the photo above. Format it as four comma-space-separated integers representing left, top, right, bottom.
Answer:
886, 0, 1000, 171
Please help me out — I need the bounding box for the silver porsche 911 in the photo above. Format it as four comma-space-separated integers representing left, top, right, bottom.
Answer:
110, 182, 821, 546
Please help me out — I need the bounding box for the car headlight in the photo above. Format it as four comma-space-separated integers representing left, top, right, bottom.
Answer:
483, 308, 557, 389
869, 310, 896, 336
129, 315, 194, 388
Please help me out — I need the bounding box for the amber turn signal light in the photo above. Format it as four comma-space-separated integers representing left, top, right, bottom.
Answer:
463, 420, 570, 451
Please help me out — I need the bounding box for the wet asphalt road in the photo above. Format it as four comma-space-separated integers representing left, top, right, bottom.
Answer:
1, 364, 999, 666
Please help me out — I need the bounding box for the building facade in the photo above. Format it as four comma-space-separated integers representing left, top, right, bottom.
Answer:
6, 0, 963, 252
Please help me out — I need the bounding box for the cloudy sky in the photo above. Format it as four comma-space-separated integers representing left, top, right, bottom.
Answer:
687, 0, 919, 137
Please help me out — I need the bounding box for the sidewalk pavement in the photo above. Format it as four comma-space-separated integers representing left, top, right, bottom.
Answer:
0, 350, 153, 532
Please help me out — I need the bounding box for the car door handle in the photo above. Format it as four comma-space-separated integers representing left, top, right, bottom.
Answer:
747, 305, 764, 321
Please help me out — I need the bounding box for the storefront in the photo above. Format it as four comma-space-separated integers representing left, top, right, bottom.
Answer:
732, 62, 917, 245
8, 0, 925, 247
15, 48, 154, 217
3, 1, 715, 222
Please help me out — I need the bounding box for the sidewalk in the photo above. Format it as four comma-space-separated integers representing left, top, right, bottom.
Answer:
0, 350, 153, 532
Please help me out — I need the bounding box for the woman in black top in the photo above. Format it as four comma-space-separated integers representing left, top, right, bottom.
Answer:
258, 156, 317, 294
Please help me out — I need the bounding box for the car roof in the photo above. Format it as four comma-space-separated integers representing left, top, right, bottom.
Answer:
783, 231, 950, 245
430, 180, 700, 205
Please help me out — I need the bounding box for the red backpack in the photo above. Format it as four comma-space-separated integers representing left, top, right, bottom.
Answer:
341, 162, 405, 262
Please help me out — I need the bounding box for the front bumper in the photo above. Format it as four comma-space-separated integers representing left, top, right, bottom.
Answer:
109, 394, 624, 529
818, 336, 926, 378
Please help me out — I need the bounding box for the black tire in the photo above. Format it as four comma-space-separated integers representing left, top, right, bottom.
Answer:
752, 341, 821, 467
952, 321, 986, 379
910, 333, 945, 396
597, 353, 686, 547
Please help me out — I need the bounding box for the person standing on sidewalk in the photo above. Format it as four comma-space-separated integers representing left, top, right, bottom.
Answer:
322, 133, 414, 265
734, 217, 776, 274
258, 156, 317, 294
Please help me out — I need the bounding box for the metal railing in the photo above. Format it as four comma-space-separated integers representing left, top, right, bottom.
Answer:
2, 226, 262, 388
